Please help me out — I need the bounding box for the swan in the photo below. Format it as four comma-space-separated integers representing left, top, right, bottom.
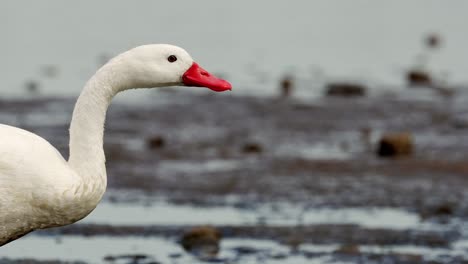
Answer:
0, 44, 231, 246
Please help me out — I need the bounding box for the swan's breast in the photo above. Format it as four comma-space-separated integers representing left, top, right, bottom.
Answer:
0, 124, 86, 229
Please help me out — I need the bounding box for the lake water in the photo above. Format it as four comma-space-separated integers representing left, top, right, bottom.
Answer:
83, 200, 422, 230
2, 0, 468, 98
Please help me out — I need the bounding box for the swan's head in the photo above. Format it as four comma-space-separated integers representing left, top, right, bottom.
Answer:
114, 44, 231, 92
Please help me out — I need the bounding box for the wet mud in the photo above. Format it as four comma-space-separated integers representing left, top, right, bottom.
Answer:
1, 90, 468, 263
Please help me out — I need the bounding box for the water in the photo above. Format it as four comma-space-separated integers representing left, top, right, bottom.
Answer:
3, 235, 468, 263
82, 199, 421, 230
2, 1, 468, 98
1, 236, 324, 264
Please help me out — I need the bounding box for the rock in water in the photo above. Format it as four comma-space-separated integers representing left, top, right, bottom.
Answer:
334, 244, 361, 255
377, 132, 413, 158
242, 142, 263, 154
406, 70, 432, 87
180, 226, 221, 259
147, 136, 165, 149
279, 75, 294, 98
325, 82, 366, 97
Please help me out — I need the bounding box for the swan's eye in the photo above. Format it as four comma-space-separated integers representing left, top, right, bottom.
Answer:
167, 55, 177, 63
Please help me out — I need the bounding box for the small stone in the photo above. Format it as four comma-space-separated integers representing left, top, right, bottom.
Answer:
325, 82, 366, 97
377, 132, 413, 158
242, 142, 263, 154
421, 203, 455, 220
406, 70, 432, 87
279, 75, 294, 98
334, 244, 360, 255
180, 226, 221, 259
433, 204, 454, 215
147, 136, 165, 149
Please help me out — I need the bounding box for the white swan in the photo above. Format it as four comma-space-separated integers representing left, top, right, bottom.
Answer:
0, 44, 231, 246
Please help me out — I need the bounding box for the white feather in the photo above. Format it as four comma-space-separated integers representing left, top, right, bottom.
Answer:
0, 44, 195, 245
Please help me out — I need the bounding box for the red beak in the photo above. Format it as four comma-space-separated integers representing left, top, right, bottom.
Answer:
182, 62, 232, 92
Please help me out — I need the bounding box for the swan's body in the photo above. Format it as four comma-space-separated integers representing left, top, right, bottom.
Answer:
0, 125, 84, 243
0, 44, 231, 246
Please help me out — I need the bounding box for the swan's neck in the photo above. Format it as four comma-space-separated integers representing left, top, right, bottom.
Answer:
68, 63, 119, 199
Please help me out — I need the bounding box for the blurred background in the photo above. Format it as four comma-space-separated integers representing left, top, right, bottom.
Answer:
2, 0, 468, 263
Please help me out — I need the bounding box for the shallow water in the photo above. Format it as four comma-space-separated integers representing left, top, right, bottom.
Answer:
83, 200, 421, 230
3, 235, 468, 263
2, 93, 468, 263
1, 236, 319, 264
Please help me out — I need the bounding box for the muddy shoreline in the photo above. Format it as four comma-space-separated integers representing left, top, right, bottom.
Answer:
2, 91, 468, 263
